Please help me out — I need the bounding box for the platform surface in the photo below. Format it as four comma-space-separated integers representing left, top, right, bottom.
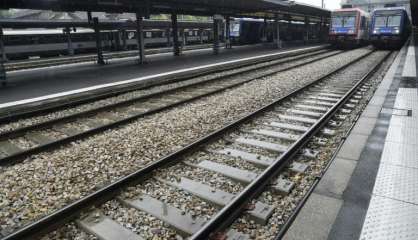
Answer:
0, 44, 321, 105
284, 41, 418, 240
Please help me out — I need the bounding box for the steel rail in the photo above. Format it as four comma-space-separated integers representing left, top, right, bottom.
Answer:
190, 51, 392, 239
0, 50, 374, 240
273, 51, 394, 240
0, 46, 327, 123
0, 50, 342, 166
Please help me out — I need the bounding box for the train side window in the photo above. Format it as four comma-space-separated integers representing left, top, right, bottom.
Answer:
145, 32, 152, 38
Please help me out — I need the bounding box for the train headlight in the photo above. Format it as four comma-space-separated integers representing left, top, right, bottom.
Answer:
373, 30, 378, 34
394, 29, 400, 34
348, 29, 355, 34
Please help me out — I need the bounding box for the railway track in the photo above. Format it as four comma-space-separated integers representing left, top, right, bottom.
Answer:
0, 48, 341, 166
0, 50, 393, 240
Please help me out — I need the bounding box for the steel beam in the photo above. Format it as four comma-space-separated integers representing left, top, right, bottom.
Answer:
136, 13, 146, 64
171, 13, 181, 56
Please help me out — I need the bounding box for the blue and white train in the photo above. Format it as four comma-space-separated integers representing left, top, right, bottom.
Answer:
370, 7, 411, 49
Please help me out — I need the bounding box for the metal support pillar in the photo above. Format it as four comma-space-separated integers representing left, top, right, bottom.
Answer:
64, 27, 74, 56
182, 29, 186, 47
93, 17, 105, 65
171, 13, 181, 56
305, 17, 309, 45
122, 29, 127, 50
0, 26, 6, 86
136, 13, 145, 64
166, 28, 171, 47
199, 29, 204, 44
275, 14, 281, 49
87, 11, 93, 24
213, 17, 220, 55
225, 16, 232, 49
262, 18, 267, 42
319, 17, 323, 41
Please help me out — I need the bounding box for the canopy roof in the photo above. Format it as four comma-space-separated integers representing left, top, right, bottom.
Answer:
1, 0, 330, 19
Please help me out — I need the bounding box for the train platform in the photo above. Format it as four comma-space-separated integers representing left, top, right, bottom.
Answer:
284, 40, 418, 240
0, 43, 325, 106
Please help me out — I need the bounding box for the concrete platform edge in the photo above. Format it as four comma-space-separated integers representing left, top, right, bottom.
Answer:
0, 45, 327, 116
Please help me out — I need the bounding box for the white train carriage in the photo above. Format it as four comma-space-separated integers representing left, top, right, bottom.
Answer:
2, 27, 211, 60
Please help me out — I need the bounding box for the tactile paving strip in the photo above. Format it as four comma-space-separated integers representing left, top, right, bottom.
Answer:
381, 142, 418, 169
394, 88, 418, 110
373, 163, 418, 205
386, 124, 418, 145
360, 195, 418, 240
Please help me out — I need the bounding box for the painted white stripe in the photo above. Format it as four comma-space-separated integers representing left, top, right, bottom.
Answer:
0, 45, 324, 110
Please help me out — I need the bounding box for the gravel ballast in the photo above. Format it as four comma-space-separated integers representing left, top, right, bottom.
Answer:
0, 48, 371, 236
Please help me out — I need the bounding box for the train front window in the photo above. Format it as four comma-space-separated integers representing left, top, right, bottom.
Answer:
387, 15, 401, 27
332, 17, 343, 27
332, 15, 356, 28
375, 16, 387, 27
343, 16, 356, 28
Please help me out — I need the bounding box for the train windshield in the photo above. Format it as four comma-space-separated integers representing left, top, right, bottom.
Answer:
387, 15, 402, 27
332, 14, 357, 28
344, 16, 356, 27
375, 16, 387, 27
332, 17, 343, 27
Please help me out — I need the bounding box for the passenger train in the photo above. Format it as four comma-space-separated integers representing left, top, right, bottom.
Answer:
370, 7, 411, 49
2, 17, 326, 61
329, 8, 370, 48
230, 18, 325, 45
2, 27, 212, 60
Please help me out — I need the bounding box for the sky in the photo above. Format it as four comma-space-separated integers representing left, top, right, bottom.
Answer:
297, 0, 342, 10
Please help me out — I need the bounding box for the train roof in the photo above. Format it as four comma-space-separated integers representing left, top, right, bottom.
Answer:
3, 28, 94, 35
332, 8, 369, 15
372, 7, 408, 13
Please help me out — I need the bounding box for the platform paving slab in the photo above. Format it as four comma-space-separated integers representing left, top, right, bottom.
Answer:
380, 141, 418, 169
351, 116, 378, 136
359, 195, 418, 240
283, 193, 342, 240
360, 105, 382, 118
314, 157, 357, 200
335, 133, 369, 161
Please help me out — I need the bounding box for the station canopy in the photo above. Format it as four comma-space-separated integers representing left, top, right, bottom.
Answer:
1, 0, 330, 19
